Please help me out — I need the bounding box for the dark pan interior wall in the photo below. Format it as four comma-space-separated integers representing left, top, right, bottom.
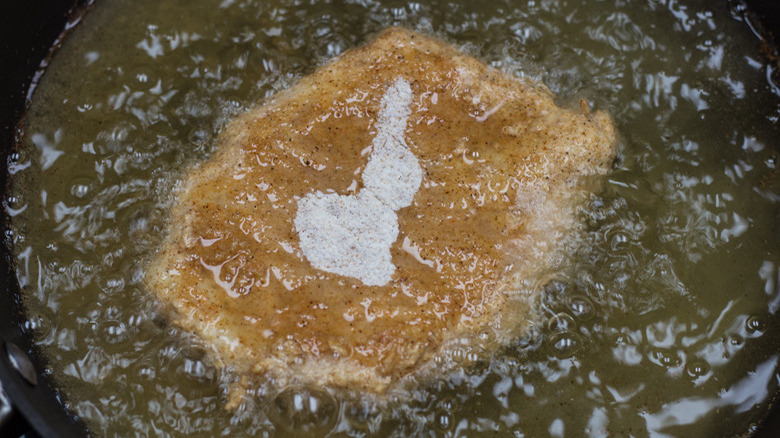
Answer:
0, 2, 91, 437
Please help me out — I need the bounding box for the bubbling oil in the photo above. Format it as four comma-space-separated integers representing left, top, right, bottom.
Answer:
6, 0, 780, 436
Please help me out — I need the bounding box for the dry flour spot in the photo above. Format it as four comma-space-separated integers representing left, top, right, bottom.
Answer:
294, 78, 422, 286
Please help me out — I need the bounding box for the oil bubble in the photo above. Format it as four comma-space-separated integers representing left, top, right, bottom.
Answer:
99, 121, 137, 152
8, 148, 30, 166
685, 358, 710, 378
547, 313, 576, 333
608, 229, 630, 251
613, 333, 631, 346
549, 332, 582, 358
100, 276, 126, 295
650, 349, 683, 369
268, 387, 339, 437
434, 409, 454, 431
130, 66, 159, 88
24, 312, 53, 339
68, 176, 95, 200
181, 358, 215, 384
450, 347, 466, 364
728, 0, 749, 19
137, 366, 156, 381
745, 315, 766, 333
567, 295, 595, 320
76, 102, 94, 113
101, 320, 129, 344
5, 194, 26, 215
729, 335, 743, 346
70, 182, 91, 199
436, 396, 458, 411
464, 348, 483, 369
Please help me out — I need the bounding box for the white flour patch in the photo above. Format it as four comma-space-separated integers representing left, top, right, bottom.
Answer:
294, 78, 422, 286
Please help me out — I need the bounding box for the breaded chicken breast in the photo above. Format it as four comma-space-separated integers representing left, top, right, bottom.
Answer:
145, 28, 617, 398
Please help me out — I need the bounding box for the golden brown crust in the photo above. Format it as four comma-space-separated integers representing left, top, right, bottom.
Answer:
145, 28, 617, 394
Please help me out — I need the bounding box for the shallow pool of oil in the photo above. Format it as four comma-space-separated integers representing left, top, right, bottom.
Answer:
6, 0, 780, 436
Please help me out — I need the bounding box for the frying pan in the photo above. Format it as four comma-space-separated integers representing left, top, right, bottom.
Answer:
0, 1, 778, 437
